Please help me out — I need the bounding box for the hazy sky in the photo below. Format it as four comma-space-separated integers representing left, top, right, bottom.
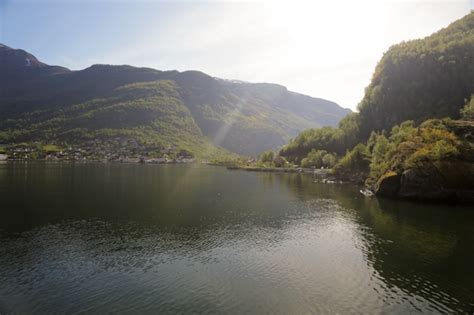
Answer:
1, 0, 472, 110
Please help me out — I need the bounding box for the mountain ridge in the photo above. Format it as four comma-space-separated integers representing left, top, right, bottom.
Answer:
0, 44, 350, 157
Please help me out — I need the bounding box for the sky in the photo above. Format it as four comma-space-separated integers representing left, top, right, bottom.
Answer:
0, 0, 472, 110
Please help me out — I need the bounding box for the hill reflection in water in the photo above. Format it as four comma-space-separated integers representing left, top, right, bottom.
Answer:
0, 163, 472, 313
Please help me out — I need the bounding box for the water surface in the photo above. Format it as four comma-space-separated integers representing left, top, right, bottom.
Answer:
0, 162, 473, 313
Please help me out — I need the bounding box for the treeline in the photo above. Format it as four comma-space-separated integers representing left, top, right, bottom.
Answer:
279, 113, 359, 161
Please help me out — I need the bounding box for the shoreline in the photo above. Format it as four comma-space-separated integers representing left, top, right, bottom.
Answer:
0, 158, 195, 165
3, 160, 473, 205
226, 165, 332, 175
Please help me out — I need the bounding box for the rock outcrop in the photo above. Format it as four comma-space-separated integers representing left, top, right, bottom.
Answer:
374, 171, 401, 198
374, 162, 474, 204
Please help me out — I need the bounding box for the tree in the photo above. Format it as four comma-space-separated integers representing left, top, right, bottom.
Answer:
301, 149, 327, 168
461, 96, 474, 120
368, 134, 391, 181
260, 151, 274, 164
322, 153, 337, 168
273, 156, 287, 167
333, 143, 371, 180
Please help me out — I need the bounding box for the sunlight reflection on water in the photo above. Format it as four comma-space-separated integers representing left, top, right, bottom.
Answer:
0, 163, 473, 313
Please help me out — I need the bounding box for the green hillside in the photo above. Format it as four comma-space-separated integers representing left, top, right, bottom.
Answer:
357, 11, 474, 139
0, 80, 227, 159
281, 12, 474, 163
0, 44, 349, 158
277, 12, 474, 202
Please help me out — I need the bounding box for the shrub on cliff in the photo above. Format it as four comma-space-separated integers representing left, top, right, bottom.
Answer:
365, 119, 462, 185
461, 96, 474, 120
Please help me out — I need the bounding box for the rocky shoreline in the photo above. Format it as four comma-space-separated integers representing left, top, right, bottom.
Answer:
371, 163, 474, 204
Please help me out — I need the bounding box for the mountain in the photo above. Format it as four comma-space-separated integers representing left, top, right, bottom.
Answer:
277, 12, 474, 203
0, 44, 350, 157
280, 12, 474, 162
357, 11, 474, 139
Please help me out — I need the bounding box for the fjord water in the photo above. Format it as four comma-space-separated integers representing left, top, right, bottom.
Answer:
0, 163, 473, 313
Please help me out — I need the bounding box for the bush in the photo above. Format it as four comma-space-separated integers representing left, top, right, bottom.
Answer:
273, 156, 288, 167
260, 151, 274, 164
279, 126, 349, 162
368, 134, 393, 182
333, 143, 370, 179
301, 149, 328, 168
322, 153, 337, 168
461, 96, 474, 120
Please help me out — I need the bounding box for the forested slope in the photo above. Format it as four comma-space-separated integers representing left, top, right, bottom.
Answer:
0, 44, 349, 157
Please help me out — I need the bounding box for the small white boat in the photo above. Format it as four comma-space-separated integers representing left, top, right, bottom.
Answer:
360, 188, 374, 197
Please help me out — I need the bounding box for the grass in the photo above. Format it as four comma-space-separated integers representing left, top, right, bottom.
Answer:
42, 144, 64, 153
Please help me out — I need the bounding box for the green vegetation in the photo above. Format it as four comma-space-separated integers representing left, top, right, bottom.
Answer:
300, 149, 336, 168
253, 151, 291, 168
328, 117, 474, 195
279, 13, 474, 164
332, 144, 370, 183
42, 144, 63, 153
280, 12, 474, 166
277, 13, 474, 202
0, 80, 237, 160
357, 12, 474, 139
272, 156, 288, 167
364, 119, 463, 183
212, 150, 293, 169
259, 151, 275, 164
461, 96, 474, 120
0, 45, 349, 158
